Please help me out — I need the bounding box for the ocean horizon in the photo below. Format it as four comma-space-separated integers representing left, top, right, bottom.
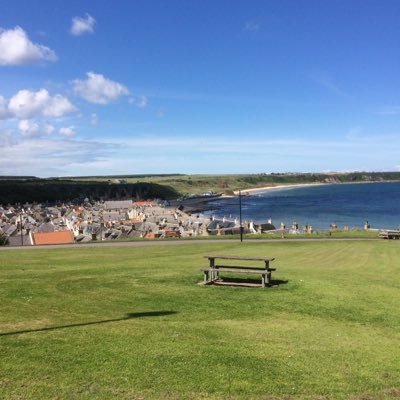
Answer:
203, 181, 400, 231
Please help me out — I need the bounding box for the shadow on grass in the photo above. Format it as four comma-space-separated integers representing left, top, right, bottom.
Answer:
210, 277, 288, 288
0, 311, 177, 337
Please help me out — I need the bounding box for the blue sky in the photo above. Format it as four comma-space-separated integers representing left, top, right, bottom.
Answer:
1, 0, 399, 177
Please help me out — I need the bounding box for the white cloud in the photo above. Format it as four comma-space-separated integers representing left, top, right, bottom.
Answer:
2, 128, 400, 176
128, 95, 148, 108
17, 119, 55, 138
0, 26, 57, 65
376, 106, 400, 115
18, 119, 40, 137
136, 95, 148, 108
44, 123, 54, 135
70, 14, 96, 36
0, 96, 9, 118
0, 136, 119, 176
59, 126, 76, 138
345, 126, 363, 140
244, 21, 260, 32
157, 107, 166, 118
90, 113, 99, 126
0, 129, 17, 146
312, 71, 346, 97
8, 89, 76, 119
72, 72, 129, 104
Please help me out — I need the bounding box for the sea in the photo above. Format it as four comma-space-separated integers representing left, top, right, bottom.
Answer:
203, 182, 400, 231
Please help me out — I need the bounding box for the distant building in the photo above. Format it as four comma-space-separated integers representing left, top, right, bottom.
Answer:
104, 200, 133, 210
8, 234, 34, 247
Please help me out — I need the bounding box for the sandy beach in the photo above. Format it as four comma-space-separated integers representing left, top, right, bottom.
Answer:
233, 182, 327, 196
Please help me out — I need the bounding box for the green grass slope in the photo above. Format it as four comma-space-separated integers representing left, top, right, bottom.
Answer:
70, 172, 400, 196
1, 241, 400, 399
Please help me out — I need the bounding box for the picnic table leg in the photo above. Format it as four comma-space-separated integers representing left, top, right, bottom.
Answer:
214, 269, 219, 281
266, 270, 272, 286
261, 275, 266, 288
209, 257, 215, 281
203, 270, 209, 284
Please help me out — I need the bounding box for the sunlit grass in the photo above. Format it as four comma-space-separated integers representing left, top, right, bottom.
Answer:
1, 241, 400, 399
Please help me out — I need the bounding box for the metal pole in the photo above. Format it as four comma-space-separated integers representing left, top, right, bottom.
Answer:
20, 212, 23, 246
239, 191, 243, 242
100, 211, 103, 241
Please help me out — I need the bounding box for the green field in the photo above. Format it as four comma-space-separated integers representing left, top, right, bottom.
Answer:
69, 173, 400, 197
1, 241, 400, 399
2, 173, 400, 203
69, 173, 287, 195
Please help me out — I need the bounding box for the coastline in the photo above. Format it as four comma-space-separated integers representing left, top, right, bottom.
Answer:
204, 180, 400, 231
232, 179, 400, 196
233, 182, 327, 196
173, 180, 400, 216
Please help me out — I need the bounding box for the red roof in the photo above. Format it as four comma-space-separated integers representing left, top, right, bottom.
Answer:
144, 232, 158, 239
33, 231, 74, 245
133, 201, 156, 207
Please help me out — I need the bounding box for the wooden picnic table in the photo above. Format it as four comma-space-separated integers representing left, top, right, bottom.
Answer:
201, 254, 276, 288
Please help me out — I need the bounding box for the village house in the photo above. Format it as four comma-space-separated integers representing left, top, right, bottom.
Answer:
0, 197, 274, 246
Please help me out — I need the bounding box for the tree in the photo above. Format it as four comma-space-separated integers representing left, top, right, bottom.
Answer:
0, 233, 9, 246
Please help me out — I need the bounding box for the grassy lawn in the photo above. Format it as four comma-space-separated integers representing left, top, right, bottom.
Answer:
1, 241, 400, 399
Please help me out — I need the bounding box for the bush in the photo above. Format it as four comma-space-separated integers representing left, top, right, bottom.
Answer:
0, 233, 9, 246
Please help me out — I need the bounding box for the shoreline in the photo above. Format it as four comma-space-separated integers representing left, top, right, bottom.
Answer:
233, 179, 400, 196
200, 180, 400, 231
173, 180, 400, 217
233, 182, 327, 196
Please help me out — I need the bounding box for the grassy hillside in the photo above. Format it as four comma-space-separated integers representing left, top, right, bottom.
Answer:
68, 172, 400, 196
0, 180, 179, 204
1, 240, 400, 399
1, 172, 400, 203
